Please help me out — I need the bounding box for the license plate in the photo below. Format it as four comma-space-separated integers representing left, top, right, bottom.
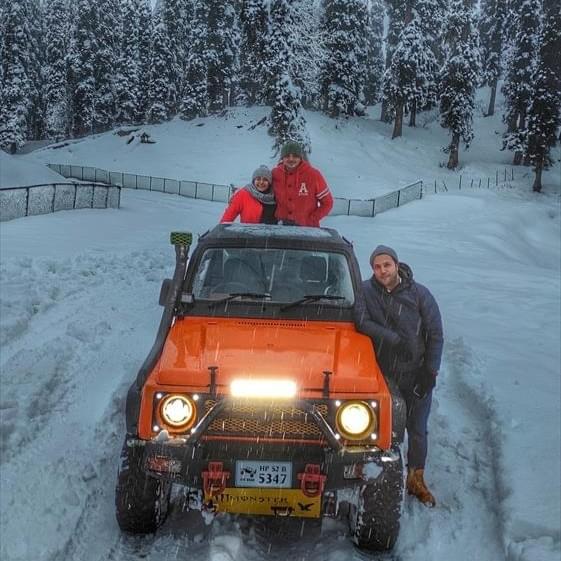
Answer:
212, 487, 321, 518
235, 460, 292, 488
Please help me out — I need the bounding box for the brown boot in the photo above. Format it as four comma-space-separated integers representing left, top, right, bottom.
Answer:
407, 468, 436, 507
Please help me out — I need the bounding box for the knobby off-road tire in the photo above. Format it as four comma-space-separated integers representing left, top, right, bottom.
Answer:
115, 440, 171, 534
349, 449, 404, 551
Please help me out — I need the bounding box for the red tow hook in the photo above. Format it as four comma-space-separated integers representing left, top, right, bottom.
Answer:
202, 462, 230, 500
297, 464, 326, 497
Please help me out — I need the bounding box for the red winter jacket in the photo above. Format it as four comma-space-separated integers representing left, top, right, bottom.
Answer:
272, 160, 333, 227
220, 187, 265, 224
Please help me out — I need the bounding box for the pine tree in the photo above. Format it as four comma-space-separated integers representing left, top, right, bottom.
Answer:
0, 0, 43, 153
380, 0, 410, 121
501, 0, 541, 165
147, 18, 175, 123
320, 0, 369, 118
206, 0, 239, 112
439, 0, 480, 169
268, 0, 310, 153
93, 0, 120, 132
180, 0, 208, 119
479, 0, 507, 116
136, 0, 152, 122
364, 0, 384, 106
526, 1, 561, 192
44, 0, 70, 139
238, 0, 268, 105
116, 0, 141, 125
382, 9, 437, 137
161, 0, 185, 114
25, 0, 45, 140
290, 0, 325, 108
67, 0, 97, 136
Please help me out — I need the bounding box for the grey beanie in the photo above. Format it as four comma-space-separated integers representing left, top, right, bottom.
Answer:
369, 245, 399, 266
251, 165, 272, 184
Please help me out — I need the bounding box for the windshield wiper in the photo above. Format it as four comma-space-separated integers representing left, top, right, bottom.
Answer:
280, 294, 345, 312
207, 292, 271, 309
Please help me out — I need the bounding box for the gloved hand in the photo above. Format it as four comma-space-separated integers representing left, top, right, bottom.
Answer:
394, 337, 413, 361
413, 367, 437, 399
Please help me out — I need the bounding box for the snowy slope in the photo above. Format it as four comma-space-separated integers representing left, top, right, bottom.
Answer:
20, 86, 561, 198
1, 182, 559, 561
0, 151, 66, 189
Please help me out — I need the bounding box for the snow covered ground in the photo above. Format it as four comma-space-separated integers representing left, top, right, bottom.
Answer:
1, 89, 560, 561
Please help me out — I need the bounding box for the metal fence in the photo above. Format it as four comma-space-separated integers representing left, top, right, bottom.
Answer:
424, 168, 516, 194
46, 163, 424, 218
0, 182, 121, 222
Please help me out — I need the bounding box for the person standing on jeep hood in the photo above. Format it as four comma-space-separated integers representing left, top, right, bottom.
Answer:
272, 140, 333, 227
220, 165, 277, 224
354, 245, 443, 508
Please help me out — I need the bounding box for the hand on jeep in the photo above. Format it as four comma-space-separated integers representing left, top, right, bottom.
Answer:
413, 368, 437, 399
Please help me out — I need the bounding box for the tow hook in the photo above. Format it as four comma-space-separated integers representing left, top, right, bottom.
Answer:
297, 464, 326, 497
202, 462, 230, 500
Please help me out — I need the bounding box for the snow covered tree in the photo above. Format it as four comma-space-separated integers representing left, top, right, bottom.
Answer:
320, 0, 369, 118
439, 0, 480, 169
290, 0, 325, 108
479, 0, 507, 116
238, 0, 269, 105
147, 18, 176, 123
44, 0, 70, 139
180, 0, 208, 119
207, 0, 239, 112
161, 0, 187, 114
116, 0, 142, 125
380, 0, 410, 121
67, 0, 97, 136
268, 0, 310, 153
93, 0, 120, 132
136, 0, 153, 122
25, 0, 45, 141
501, 0, 541, 165
0, 0, 34, 151
382, 9, 437, 137
525, 1, 561, 192
364, 0, 385, 106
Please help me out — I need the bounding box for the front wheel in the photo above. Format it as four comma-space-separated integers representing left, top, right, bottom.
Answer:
115, 439, 171, 534
348, 448, 404, 551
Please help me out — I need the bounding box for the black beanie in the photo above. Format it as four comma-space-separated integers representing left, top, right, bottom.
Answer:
280, 141, 304, 158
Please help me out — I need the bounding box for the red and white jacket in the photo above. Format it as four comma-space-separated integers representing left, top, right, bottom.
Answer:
220, 187, 265, 224
272, 160, 333, 227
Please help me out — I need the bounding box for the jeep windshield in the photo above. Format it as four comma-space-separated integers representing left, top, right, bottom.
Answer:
190, 247, 355, 307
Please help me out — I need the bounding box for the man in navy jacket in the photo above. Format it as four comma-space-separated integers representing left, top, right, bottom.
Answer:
355, 245, 443, 507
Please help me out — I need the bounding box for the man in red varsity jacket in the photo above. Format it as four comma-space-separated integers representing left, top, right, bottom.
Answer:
272, 141, 334, 227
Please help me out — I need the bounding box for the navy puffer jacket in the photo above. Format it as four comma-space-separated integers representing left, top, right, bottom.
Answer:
354, 263, 443, 378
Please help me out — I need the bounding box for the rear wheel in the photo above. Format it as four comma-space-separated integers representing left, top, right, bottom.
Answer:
115, 439, 171, 534
349, 448, 404, 551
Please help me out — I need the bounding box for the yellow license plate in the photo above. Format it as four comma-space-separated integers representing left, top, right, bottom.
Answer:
210, 487, 321, 518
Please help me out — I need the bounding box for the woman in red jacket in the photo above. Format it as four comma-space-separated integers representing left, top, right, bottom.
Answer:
220, 165, 277, 224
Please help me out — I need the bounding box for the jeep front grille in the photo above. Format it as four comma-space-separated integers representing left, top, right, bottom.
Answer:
203, 400, 328, 441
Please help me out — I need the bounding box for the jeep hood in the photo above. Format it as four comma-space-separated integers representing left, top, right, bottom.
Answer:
154, 317, 383, 396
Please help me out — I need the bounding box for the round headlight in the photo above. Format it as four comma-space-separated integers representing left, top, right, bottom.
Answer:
336, 401, 375, 440
160, 395, 196, 429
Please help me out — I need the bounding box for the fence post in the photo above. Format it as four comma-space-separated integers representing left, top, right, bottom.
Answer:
212, 184, 215, 201
51, 185, 56, 212
195, 182, 199, 198
397, 190, 401, 207
504, 168, 507, 181
163, 178, 167, 193
470, 179, 473, 188
94, 168, 97, 183
434, 179, 437, 193
73, 184, 78, 208
81, 167, 84, 181
149, 176, 152, 191
371, 198, 376, 216
495, 170, 498, 186
479, 178, 482, 188
511, 168, 514, 180
91, 184, 95, 207
459, 175, 462, 190
25, 187, 30, 216
487, 177, 490, 189
347, 199, 351, 215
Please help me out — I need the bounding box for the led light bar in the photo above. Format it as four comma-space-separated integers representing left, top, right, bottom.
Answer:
230, 379, 297, 399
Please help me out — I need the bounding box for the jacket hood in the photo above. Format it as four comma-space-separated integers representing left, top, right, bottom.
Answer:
371, 262, 413, 290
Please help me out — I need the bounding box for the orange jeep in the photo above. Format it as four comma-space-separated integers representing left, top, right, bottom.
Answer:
115, 224, 406, 551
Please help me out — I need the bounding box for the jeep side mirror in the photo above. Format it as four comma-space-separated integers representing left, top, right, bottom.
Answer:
159, 279, 172, 306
